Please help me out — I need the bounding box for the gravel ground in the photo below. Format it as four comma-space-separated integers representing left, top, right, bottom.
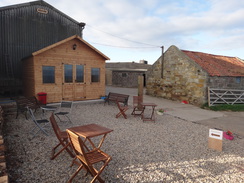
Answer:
3, 102, 244, 183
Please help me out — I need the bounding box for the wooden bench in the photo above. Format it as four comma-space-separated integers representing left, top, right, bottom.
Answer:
104, 92, 129, 106
15, 96, 41, 119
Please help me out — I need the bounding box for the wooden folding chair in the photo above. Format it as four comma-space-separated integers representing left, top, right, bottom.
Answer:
131, 96, 143, 116
49, 113, 74, 160
116, 100, 128, 119
66, 129, 111, 183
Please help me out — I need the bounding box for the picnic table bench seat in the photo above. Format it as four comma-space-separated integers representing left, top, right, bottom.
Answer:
104, 92, 129, 106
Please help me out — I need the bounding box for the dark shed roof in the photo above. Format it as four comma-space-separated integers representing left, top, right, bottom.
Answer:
0, 0, 86, 94
0, 0, 84, 25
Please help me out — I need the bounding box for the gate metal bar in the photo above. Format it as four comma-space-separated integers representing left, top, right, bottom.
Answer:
208, 87, 244, 106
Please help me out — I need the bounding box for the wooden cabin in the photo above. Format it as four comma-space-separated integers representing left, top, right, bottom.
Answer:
22, 35, 109, 103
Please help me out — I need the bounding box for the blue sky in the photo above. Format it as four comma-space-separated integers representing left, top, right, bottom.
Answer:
1, 0, 244, 64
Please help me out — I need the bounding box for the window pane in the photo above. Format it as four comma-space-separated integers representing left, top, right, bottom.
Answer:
64, 64, 73, 83
236, 77, 241, 83
76, 65, 84, 82
91, 68, 100, 82
43, 66, 55, 83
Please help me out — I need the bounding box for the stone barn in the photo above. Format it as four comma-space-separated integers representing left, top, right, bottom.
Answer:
106, 61, 152, 87
147, 45, 244, 106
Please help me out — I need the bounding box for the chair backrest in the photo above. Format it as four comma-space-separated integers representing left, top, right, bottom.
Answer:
66, 129, 87, 159
61, 101, 72, 108
49, 113, 62, 138
60, 101, 73, 112
133, 96, 143, 109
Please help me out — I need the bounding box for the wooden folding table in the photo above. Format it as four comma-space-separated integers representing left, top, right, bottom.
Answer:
141, 103, 157, 122
68, 123, 113, 150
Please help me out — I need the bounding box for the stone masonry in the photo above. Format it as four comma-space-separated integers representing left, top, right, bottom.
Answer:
146, 45, 208, 106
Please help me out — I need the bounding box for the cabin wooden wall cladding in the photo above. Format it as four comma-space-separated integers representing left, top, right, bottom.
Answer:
22, 38, 106, 103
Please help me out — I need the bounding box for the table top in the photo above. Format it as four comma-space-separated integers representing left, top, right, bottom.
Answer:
68, 123, 113, 138
141, 103, 157, 107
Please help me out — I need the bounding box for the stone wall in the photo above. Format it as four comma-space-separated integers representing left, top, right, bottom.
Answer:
146, 45, 209, 106
208, 76, 244, 89
112, 71, 145, 88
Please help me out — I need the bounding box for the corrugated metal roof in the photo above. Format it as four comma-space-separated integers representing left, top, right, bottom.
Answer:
182, 50, 244, 76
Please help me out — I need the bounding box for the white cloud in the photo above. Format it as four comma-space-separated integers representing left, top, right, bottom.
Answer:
1, 0, 244, 63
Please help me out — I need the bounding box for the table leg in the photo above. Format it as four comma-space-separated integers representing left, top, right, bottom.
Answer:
142, 106, 156, 122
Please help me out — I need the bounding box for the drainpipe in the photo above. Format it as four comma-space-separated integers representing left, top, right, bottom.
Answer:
161, 46, 164, 78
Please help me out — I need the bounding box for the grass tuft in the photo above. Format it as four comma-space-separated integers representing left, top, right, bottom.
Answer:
202, 104, 244, 111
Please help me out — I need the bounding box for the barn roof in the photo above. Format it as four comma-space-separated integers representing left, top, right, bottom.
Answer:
182, 50, 244, 77
0, 0, 84, 26
32, 35, 110, 60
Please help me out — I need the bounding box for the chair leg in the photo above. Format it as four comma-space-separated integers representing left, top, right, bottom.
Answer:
116, 110, 127, 119
116, 112, 122, 118
68, 164, 84, 183
30, 123, 49, 137
122, 111, 127, 119
54, 114, 62, 122
90, 159, 111, 183
64, 115, 72, 123
51, 142, 74, 160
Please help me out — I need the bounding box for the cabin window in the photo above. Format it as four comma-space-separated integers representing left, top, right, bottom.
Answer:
236, 77, 241, 84
42, 66, 55, 83
64, 64, 73, 83
76, 65, 84, 83
91, 68, 100, 82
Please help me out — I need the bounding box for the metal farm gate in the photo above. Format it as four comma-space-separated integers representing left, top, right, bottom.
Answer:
208, 87, 244, 106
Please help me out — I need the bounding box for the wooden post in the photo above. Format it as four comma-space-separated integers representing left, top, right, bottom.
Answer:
138, 75, 144, 109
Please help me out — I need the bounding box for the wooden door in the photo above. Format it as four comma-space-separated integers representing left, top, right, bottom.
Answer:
62, 64, 86, 101
74, 64, 86, 100
62, 64, 74, 100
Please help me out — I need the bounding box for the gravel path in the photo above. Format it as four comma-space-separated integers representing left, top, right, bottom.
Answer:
4, 102, 244, 183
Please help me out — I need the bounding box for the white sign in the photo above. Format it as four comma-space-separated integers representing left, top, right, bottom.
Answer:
209, 129, 223, 140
